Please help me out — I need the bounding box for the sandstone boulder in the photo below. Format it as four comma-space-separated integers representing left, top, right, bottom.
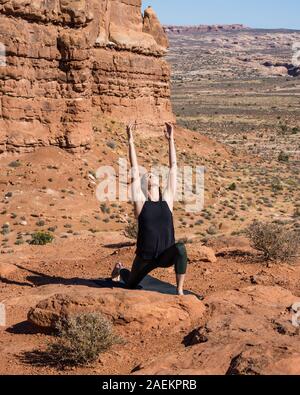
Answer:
28, 286, 206, 333
196, 246, 217, 263
186, 242, 217, 263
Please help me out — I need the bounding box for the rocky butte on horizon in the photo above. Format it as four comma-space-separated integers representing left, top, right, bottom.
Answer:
164, 24, 250, 34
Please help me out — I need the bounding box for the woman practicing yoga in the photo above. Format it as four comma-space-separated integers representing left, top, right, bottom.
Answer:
111, 122, 188, 295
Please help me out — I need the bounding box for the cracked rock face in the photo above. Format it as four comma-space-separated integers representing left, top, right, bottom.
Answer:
133, 286, 300, 375
0, 0, 174, 153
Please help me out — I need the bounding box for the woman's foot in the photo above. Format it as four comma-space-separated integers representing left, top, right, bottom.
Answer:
176, 288, 185, 296
111, 262, 124, 282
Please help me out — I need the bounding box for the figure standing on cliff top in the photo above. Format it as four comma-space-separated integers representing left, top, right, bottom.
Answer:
111, 123, 188, 295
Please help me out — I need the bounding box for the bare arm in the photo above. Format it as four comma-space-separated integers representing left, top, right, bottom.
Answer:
127, 124, 145, 217
163, 123, 177, 211
128, 125, 139, 174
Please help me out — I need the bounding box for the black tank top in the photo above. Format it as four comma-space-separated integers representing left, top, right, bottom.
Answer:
135, 190, 175, 259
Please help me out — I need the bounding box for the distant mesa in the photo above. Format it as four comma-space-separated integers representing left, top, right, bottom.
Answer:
164, 24, 249, 34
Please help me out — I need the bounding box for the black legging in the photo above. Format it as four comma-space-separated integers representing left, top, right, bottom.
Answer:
120, 242, 188, 290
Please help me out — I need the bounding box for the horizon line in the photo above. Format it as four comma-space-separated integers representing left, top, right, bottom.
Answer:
162, 23, 300, 31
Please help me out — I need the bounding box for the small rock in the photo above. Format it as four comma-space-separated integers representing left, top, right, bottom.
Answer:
0, 262, 17, 278
197, 246, 217, 263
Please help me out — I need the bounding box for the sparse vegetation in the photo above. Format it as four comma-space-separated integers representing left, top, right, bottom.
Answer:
1, 224, 10, 235
45, 313, 122, 367
30, 231, 54, 245
278, 151, 289, 163
246, 221, 300, 262
36, 220, 45, 227
100, 203, 110, 214
124, 221, 138, 240
8, 160, 21, 168
228, 183, 237, 191
106, 140, 117, 149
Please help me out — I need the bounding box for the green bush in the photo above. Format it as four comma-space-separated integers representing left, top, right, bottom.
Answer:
30, 231, 54, 245
246, 221, 300, 262
46, 313, 122, 367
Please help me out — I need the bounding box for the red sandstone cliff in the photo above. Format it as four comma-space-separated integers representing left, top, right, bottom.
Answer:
0, 1, 174, 153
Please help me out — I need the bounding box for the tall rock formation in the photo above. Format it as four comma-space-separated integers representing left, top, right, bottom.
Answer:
0, 0, 174, 153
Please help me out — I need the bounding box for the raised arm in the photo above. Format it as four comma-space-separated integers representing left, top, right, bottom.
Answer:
167, 123, 177, 171
163, 123, 177, 211
128, 123, 139, 172
127, 124, 145, 217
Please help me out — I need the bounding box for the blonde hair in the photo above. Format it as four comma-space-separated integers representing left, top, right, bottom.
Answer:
140, 172, 162, 200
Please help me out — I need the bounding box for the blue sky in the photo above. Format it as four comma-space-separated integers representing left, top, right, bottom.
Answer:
142, 0, 300, 30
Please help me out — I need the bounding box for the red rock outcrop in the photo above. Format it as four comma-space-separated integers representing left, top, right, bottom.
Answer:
0, 0, 174, 153
143, 6, 169, 48
134, 286, 300, 375
27, 286, 206, 333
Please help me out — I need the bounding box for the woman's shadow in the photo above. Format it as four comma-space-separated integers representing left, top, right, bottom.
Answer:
5, 264, 203, 299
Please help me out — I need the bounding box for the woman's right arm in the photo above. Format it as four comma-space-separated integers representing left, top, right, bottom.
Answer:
127, 124, 145, 216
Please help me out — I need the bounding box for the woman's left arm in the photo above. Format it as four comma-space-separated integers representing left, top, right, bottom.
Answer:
163, 123, 177, 211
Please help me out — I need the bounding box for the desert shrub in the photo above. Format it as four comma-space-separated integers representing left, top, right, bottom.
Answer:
207, 226, 217, 235
100, 203, 110, 214
246, 221, 300, 262
46, 313, 122, 367
106, 140, 117, 149
1, 224, 10, 235
294, 208, 300, 218
30, 231, 54, 245
278, 122, 289, 135
271, 179, 283, 192
8, 160, 21, 168
278, 151, 289, 163
124, 222, 138, 240
15, 238, 24, 245
228, 183, 237, 191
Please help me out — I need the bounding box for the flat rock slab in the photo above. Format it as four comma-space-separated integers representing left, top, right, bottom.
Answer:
94, 276, 204, 299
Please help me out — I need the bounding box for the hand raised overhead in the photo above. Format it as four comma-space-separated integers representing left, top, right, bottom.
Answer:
164, 122, 174, 140
126, 122, 136, 143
